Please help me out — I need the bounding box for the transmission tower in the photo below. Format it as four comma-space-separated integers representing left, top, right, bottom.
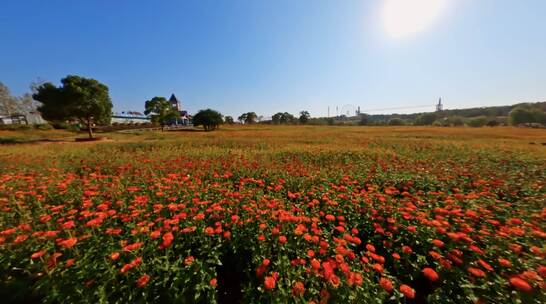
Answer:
436, 97, 443, 112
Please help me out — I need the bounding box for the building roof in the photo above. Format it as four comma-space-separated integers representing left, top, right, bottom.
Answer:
169, 94, 179, 104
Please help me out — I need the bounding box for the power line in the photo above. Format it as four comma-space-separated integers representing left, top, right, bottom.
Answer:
358, 105, 432, 113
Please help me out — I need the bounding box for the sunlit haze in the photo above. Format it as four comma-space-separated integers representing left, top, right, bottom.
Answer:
382, 0, 449, 38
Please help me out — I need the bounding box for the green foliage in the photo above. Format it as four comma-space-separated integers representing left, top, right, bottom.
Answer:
224, 116, 234, 124
509, 105, 546, 125
388, 118, 404, 126
33, 75, 112, 138
193, 109, 223, 131
272, 112, 296, 125
467, 116, 488, 127
299, 111, 310, 124
238, 112, 258, 124
446, 116, 465, 126
358, 114, 369, 126
486, 119, 499, 127
433, 119, 449, 127
415, 112, 438, 125
144, 97, 180, 126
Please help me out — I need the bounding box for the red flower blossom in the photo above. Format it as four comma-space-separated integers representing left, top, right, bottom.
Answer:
264, 276, 276, 290
509, 277, 532, 292
137, 274, 150, 287
400, 284, 415, 299
292, 281, 305, 296
422, 267, 439, 282
58, 237, 78, 249
161, 232, 174, 248
184, 256, 194, 266
110, 252, 120, 261
31, 250, 47, 259
468, 267, 486, 278
380, 278, 394, 293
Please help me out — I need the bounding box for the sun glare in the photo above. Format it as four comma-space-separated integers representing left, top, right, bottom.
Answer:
382, 0, 449, 39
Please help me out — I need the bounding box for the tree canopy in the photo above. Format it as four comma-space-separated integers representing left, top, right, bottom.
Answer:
509, 105, 546, 125
224, 116, 234, 124
272, 112, 296, 124
33, 75, 112, 138
144, 96, 180, 126
299, 111, 310, 124
193, 109, 223, 131
238, 112, 257, 124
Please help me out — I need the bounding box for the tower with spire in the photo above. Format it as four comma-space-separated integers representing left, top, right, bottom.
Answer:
167, 93, 190, 125
169, 94, 182, 112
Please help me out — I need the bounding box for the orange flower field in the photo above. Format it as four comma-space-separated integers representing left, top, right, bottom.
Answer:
0, 126, 545, 303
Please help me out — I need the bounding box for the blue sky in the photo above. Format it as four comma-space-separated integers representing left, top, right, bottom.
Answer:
1, 0, 545, 117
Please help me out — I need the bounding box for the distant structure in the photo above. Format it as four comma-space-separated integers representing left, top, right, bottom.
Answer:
0, 111, 45, 125
436, 98, 443, 112
168, 94, 190, 125
111, 111, 150, 124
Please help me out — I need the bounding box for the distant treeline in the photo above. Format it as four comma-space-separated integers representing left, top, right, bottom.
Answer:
252, 102, 546, 127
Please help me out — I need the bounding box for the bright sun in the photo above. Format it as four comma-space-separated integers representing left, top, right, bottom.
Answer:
382, 0, 449, 39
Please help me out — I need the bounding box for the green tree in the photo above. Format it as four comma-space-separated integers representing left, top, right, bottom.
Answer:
388, 118, 404, 126
415, 112, 438, 125
299, 111, 310, 124
193, 109, 223, 131
144, 96, 180, 127
271, 112, 283, 124
245, 112, 258, 124
467, 116, 488, 127
238, 113, 247, 124
272, 112, 295, 124
446, 116, 464, 126
509, 105, 546, 125
239, 112, 257, 124
358, 114, 369, 126
33, 75, 112, 138
224, 116, 234, 124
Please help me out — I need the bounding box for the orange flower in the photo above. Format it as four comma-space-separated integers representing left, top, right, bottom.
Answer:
137, 274, 150, 287
210, 278, 217, 286
58, 237, 78, 249
184, 256, 195, 266
379, 277, 393, 293
150, 230, 161, 239
110, 252, 120, 261
292, 281, 305, 296
311, 259, 321, 270
422, 267, 439, 282
264, 276, 276, 290
162, 232, 174, 248
204, 227, 215, 235
509, 277, 532, 292
400, 284, 415, 299
431, 239, 444, 248
31, 249, 47, 259
468, 267, 486, 278
123, 242, 143, 252
278, 235, 287, 244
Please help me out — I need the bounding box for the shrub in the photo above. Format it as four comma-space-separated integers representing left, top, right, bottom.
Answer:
467, 116, 488, 127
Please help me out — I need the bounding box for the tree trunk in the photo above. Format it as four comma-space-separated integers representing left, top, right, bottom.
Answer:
86, 117, 93, 139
